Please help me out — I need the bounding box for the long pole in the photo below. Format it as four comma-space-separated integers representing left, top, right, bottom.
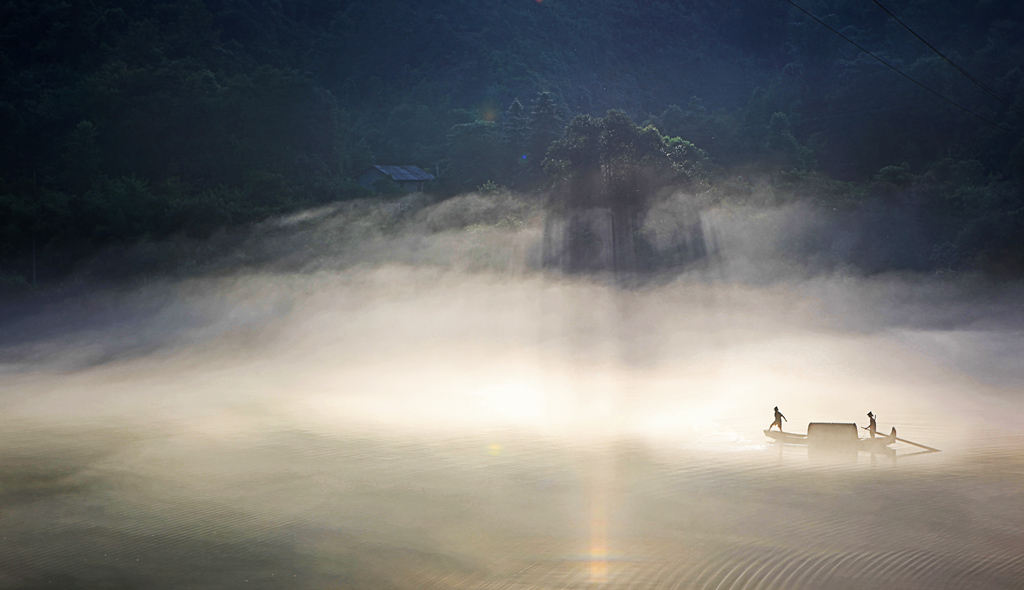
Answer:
862, 425, 940, 452
892, 436, 940, 453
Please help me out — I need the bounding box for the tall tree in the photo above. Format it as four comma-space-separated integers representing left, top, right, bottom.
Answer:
446, 121, 504, 193
501, 98, 529, 186
545, 110, 708, 273
525, 92, 563, 180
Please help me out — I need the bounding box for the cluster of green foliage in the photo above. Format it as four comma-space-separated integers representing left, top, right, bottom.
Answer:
0, 0, 373, 287
2, 0, 1024, 288
545, 110, 709, 211
443, 92, 567, 193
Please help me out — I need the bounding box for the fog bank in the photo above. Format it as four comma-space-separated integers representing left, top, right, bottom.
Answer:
1, 193, 1023, 588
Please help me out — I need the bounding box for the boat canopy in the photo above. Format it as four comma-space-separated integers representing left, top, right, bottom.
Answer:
807, 422, 859, 442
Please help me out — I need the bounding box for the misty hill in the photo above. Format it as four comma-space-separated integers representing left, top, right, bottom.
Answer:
2, 0, 1024, 290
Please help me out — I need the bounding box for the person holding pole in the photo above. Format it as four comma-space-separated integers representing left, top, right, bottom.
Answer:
768, 406, 787, 432
864, 411, 877, 438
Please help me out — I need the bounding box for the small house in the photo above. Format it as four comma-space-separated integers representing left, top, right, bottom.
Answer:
358, 165, 435, 193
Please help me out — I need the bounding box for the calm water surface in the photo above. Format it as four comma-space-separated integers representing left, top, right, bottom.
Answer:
1, 269, 1022, 588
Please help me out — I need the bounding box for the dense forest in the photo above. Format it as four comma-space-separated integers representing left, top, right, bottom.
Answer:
2, 0, 1024, 290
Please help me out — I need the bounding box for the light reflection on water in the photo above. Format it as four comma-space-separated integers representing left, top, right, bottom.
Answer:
1, 268, 1023, 588
1, 417, 1021, 589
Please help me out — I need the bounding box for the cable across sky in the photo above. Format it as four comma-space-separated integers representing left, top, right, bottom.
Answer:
785, 0, 1023, 139
869, 0, 1024, 122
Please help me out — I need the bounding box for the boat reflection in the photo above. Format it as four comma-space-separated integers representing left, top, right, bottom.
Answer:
766, 422, 938, 463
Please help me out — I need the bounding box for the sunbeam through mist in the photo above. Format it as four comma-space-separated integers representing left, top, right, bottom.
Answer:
2, 194, 1023, 588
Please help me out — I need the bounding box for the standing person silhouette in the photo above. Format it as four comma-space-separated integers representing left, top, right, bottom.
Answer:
768, 406, 787, 432
865, 411, 877, 438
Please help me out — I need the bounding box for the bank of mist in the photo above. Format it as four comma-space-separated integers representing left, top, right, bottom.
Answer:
1, 187, 1023, 588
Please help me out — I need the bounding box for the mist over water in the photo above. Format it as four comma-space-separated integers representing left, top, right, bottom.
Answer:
2, 195, 1023, 588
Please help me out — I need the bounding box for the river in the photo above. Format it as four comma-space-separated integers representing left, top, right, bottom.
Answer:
1, 265, 1022, 588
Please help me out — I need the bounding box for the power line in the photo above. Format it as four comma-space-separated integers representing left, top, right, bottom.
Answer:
870, 0, 1024, 122
785, 0, 1023, 139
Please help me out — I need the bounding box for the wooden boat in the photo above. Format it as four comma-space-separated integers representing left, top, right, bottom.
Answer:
765, 422, 897, 453
763, 429, 808, 444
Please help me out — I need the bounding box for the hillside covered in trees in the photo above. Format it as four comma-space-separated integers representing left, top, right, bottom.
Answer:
2, 0, 1024, 289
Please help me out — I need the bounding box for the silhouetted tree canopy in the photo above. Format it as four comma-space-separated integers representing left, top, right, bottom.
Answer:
2, 0, 1024, 287
546, 110, 708, 212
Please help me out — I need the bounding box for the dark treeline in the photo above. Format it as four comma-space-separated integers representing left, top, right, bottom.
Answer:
2, 0, 1024, 289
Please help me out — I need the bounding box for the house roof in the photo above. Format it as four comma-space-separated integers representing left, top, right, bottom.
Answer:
373, 165, 434, 181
